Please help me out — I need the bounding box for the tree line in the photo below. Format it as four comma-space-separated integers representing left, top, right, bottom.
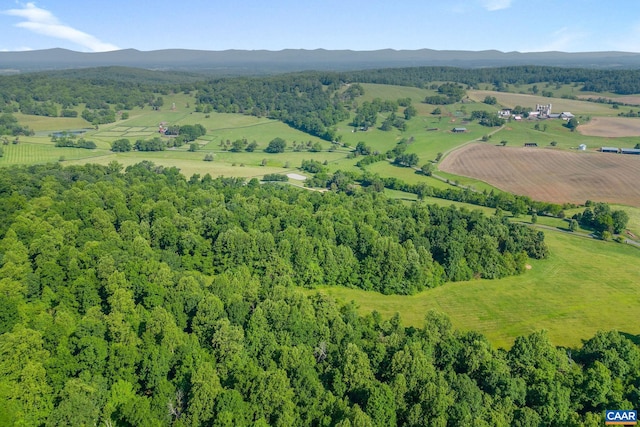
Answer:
195, 74, 350, 141
0, 162, 636, 426
300, 155, 572, 219
341, 65, 640, 94
0, 162, 546, 295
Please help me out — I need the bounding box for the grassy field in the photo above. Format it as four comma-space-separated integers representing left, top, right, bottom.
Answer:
15, 112, 91, 132
62, 150, 304, 179
13, 87, 630, 196
0, 141, 110, 165
314, 229, 640, 349
614, 204, 640, 238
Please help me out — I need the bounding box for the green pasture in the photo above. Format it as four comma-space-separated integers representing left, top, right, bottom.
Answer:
432, 169, 503, 193
612, 204, 640, 238
338, 115, 486, 165
324, 157, 362, 174
365, 161, 428, 183
315, 230, 640, 349
202, 121, 330, 150
358, 83, 433, 104
63, 151, 291, 180
8, 86, 638, 211
209, 150, 346, 169
418, 196, 496, 216
0, 141, 109, 165
14, 113, 91, 132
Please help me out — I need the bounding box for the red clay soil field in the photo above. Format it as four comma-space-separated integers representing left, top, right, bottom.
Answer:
439, 143, 640, 206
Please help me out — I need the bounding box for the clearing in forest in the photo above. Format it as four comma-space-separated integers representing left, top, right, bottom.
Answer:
439, 142, 640, 206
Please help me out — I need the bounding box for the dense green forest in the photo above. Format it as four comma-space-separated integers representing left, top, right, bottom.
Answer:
0, 162, 545, 295
0, 162, 638, 426
340, 65, 640, 94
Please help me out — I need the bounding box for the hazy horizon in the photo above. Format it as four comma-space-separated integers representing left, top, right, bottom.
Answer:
2, 1, 640, 54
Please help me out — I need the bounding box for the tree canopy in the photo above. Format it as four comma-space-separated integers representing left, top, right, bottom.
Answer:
0, 162, 635, 425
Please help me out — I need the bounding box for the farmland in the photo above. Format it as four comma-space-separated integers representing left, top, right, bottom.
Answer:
578, 116, 640, 137
2, 67, 640, 349
439, 142, 640, 206
4, 64, 640, 425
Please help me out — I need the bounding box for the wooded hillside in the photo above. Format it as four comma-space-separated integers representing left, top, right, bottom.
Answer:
0, 162, 637, 426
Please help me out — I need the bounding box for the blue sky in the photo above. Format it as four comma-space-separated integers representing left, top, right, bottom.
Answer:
1, 1, 640, 53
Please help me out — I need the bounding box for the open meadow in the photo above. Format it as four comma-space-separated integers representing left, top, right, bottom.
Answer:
315, 230, 640, 349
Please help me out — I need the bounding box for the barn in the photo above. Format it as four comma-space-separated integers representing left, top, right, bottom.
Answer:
601, 147, 619, 153
620, 148, 640, 155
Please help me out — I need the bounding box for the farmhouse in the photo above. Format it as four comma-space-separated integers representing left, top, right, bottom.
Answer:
498, 109, 511, 118
560, 112, 575, 120
452, 127, 467, 133
536, 103, 552, 116
578, 144, 587, 151
621, 148, 640, 155
601, 147, 619, 153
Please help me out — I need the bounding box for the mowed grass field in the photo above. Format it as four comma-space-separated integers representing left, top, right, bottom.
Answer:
0, 141, 110, 165
315, 230, 640, 349
61, 150, 300, 179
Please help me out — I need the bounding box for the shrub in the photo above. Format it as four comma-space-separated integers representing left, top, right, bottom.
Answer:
265, 137, 286, 153
111, 138, 132, 152
262, 173, 289, 182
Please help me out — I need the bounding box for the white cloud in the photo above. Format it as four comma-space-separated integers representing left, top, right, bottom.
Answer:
0, 46, 33, 52
3, 2, 119, 52
480, 0, 512, 11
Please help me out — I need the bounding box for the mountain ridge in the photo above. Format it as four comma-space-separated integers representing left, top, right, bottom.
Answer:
2, 47, 640, 75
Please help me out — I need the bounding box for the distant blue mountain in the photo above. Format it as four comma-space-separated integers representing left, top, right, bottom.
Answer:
2, 48, 640, 74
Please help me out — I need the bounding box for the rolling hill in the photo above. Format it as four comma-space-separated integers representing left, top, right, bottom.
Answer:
3, 47, 640, 74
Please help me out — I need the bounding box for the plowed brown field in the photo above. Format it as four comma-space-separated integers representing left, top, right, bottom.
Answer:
577, 117, 640, 137
439, 143, 640, 206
